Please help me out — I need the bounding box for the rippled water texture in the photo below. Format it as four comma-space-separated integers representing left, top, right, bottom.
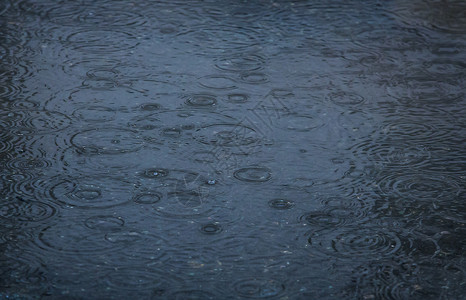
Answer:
1, 0, 465, 299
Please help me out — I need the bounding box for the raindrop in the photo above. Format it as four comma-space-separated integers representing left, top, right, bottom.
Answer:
142, 168, 169, 179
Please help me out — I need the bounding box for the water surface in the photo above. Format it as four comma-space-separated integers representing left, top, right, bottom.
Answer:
1, 0, 465, 299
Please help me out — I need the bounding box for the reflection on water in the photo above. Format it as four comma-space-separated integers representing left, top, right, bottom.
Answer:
1, 0, 465, 298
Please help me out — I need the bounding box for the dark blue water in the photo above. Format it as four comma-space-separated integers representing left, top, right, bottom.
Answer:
1, 0, 465, 299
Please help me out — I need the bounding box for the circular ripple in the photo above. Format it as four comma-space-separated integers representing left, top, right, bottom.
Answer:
203, 5, 265, 23
127, 117, 161, 131
5, 157, 52, 170
241, 73, 268, 84
159, 23, 180, 35
377, 146, 431, 167
128, 110, 234, 133
144, 180, 222, 220
139, 103, 162, 112
390, 1, 466, 34
34, 222, 121, 257
386, 79, 464, 105
139, 169, 205, 185
0, 196, 57, 224
341, 47, 384, 68
377, 173, 461, 201
71, 128, 144, 154
84, 215, 125, 232
189, 150, 218, 165
102, 268, 171, 294
234, 167, 272, 183
72, 105, 117, 123
159, 127, 181, 138
1, 173, 53, 198
421, 145, 466, 175
423, 59, 466, 78
380, 121, 448, 142
300, 208, 360, 229
0, 80, 22, 100
104, 230, 147, 244
268, 88, 295, 99
167, 290, 217, 300
184, 93, 217, 108
199, 75, 237, 90
227, 93, 249, 103
348, 262, 421, 300
199, 222, 223, 235
194, 124, 262, 147
86, 67, 120, 79
133, 191, 162, 204
75, 8, 147, 28
233, 278, 285, 298
62, 57, 122, 77
57, 147, 145, 176
351, 142, 431, 168
215, 55, 265, 72
268, 199, 294, 210
1, 171, 38, 196
299, 194, 369, 229
154, 190, 212, 219
178, 26, 259, 53
306, 228, 402, 259
142, 168, 170, 179
354, 26, 428, 51
8, 99, 41, 110
0, 133, 22, 157
99, 231, 168, 267
0, 110, 71, 134
0, 253, 47, 294
327, 90, 365, 106
101, 231, 168, 270
81, 78, 125, 90
63, 30, 139, 54
272, 114, 325, 132
28, 3, 84, 26
44, 176, 133, 209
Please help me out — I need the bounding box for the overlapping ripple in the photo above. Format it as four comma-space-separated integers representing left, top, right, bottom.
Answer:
305, 227, 403, 260
41, 175, 134, 209
0, 110, 71, 134
70, 127, 145, 154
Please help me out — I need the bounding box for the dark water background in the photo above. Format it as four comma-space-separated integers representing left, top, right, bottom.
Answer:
1, 0, 465, 299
